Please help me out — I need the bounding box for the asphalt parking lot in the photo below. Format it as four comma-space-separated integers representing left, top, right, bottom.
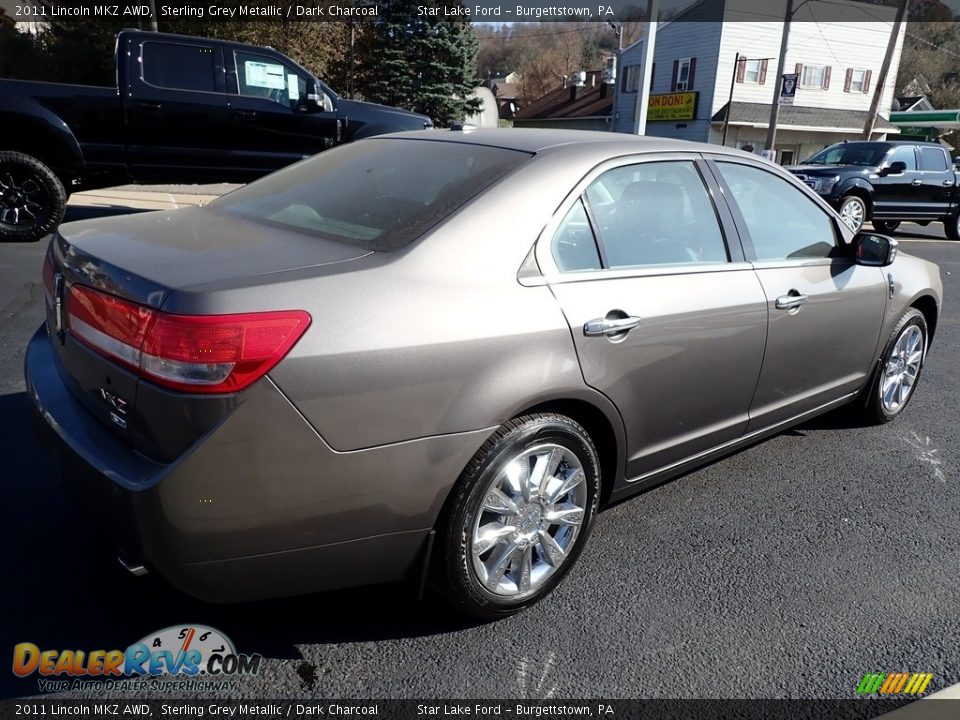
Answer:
1, 204, 958, 700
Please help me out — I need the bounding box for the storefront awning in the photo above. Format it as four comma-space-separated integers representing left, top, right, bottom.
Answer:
712, 102, 898, 134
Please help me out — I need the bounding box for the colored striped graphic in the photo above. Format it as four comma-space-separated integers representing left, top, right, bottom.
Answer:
857, 672, 933, 695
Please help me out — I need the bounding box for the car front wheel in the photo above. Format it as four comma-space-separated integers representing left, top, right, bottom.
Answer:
435, 413, 600, 619
0, 152, 66, 243
863, 309, 927, 423
838, 195, 867, 232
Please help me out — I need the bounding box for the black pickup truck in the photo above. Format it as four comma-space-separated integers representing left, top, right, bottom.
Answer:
0, 30, 432, 241
787, 140, 960, 239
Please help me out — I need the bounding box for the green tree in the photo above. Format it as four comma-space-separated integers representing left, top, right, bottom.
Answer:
358, 0, 480, 126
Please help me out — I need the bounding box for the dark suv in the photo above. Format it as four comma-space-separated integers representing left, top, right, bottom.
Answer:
787, 141, 960, 239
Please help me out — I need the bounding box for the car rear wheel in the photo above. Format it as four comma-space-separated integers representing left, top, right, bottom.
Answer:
838, 195, 867, 232
434, 413, 600, 619
944, 214, 960, 240
862, 309, 927, 424
872, 220, 900, 233
0, 152, 66, 243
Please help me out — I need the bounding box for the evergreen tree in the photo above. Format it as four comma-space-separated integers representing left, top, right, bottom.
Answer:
358, 0, 480, 127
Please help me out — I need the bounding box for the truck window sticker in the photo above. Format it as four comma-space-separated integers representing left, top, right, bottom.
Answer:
244, 61, 286, 90
287, 74, 300, 101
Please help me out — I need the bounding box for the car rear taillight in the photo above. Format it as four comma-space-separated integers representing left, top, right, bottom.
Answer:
67, 284, 310, 394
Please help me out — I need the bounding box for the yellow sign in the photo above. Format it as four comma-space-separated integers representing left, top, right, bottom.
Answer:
647, 92, 698, 121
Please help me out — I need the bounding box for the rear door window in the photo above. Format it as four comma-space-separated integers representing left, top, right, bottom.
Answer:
918, 147, 948, 172
213, 139, 530, 251
142, 42, 217, 93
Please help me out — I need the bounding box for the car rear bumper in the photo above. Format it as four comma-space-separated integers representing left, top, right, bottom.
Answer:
25, 325, 490, 602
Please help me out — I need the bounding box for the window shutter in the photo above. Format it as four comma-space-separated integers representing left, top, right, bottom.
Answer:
671, 59, 679, 91
795, 62, 802, 79
759, 59, 768, 84
864, 69, 872, 93
822, 65, 831, 90
843, 68, 852, 93
736, 56, 746, 83
687, 57, 697, 89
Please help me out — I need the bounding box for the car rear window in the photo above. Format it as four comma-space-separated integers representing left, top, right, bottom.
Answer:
212, 138, 531, 251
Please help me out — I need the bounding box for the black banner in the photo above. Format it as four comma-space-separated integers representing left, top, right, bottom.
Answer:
0, 0, 941, 24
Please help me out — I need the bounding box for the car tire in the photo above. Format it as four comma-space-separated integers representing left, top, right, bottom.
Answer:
860, 309, 927, 424
434, 413, 601, 619
838, 195, 867, 232
872, 220, 900, 233
0, 152, 66, 243
944, 214, 960, 240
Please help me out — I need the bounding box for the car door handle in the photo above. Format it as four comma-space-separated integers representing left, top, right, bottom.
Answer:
583, 316, 642, 337
232, 110, 258, 120
136, 102, 162, 112
912, 179, 923, 186
944, 180, 955, 186
775, 292, 808, 310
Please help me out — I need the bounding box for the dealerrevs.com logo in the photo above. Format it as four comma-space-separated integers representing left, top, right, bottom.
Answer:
13, 625, 261, 690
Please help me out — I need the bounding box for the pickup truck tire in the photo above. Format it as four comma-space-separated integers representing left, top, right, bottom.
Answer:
944, 215, 960, 241
0, 152, 66, 243
838, 195, 867, 233
872, 220, 900, 233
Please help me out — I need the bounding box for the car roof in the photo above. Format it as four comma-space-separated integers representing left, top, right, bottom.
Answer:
379, 128, 744, 158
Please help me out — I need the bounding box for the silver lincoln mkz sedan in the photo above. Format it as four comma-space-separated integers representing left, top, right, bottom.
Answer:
26, 130, 942, 618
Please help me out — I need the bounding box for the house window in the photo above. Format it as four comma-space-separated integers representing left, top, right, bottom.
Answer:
676, 58, 691, 90
622, 65, 642, 93
743, 59, 761, 84
850, 69, 866, 93
672, 58, 695, 91
844, 68, 871, 94
800, 64, 827, 89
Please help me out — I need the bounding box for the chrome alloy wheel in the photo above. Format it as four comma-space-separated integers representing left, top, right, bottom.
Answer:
0, 172, 43, 227
880, 324, 924, 414
839, 197, 865, 232
471, 443, 587, 599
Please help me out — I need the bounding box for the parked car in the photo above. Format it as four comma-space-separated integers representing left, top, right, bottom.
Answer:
786, 140, 960, 238
26, 130, 942, 619
0, 29, 431, 242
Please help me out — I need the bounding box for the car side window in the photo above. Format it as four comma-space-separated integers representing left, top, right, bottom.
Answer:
235, 51, 306, 110
716, 162, 838, 261
918, 147, 948, 172
551, 199, 602, 272
142, 42, 216, 93
582, 161, 728, 269
886, 145, 917, 171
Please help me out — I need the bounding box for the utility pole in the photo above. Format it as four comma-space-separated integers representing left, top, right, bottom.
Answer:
765, 0, 794, 158
632, 0, 660, 136
147, 0, 158, 31
722, 53, 740, 146
863, 0, 909, 139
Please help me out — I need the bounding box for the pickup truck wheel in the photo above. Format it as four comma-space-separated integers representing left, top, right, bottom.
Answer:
838, 196, 866, 232
872, 220, 900, 233
945, 215, 960, 241
0, 152, 66, 243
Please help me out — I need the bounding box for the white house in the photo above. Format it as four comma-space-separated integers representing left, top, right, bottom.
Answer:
613, 0, 904, 164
